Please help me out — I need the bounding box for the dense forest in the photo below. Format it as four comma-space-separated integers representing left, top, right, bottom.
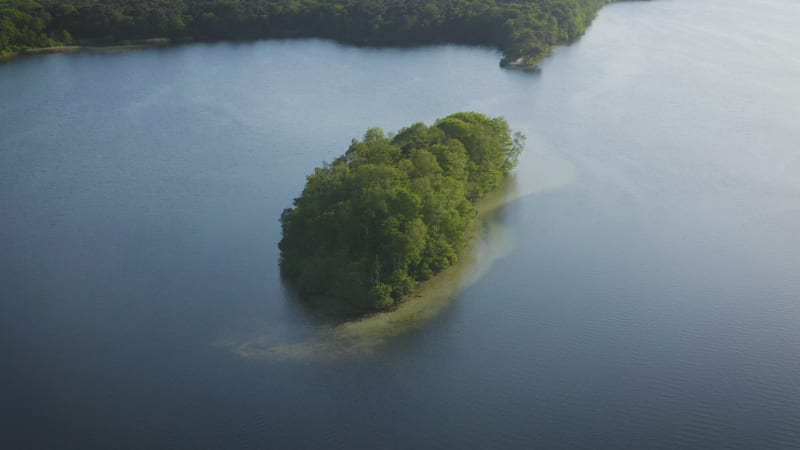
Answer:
279, 112, 524, 311
1, 0, 609, 65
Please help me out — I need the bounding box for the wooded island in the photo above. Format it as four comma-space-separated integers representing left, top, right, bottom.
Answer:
1, 0, 609, 67
279, 112, 524, 311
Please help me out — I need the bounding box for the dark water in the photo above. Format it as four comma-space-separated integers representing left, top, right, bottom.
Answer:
3, 0, 800, 448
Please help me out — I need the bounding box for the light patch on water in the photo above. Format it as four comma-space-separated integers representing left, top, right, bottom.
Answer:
224, 135, 574, 362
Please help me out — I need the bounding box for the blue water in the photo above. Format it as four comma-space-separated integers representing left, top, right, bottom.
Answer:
2, 0, 800, 448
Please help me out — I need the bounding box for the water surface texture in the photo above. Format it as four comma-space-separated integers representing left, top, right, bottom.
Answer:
2, 0, 800, 448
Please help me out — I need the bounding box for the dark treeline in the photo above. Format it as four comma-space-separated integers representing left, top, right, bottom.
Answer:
1, 0, 609, 65
279, 112, 524, 311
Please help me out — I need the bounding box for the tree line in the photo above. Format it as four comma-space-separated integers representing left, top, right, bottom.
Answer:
1, 0, 609, 65
279, 112, 524, 310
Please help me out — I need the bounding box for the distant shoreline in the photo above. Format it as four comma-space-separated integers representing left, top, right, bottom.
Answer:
1, 38, 179, 62
1, 38, 546, 70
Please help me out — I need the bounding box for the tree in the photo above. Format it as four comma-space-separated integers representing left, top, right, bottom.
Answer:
280, 112, 525, 311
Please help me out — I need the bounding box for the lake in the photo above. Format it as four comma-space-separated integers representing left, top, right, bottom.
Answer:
2, 0, 800, 448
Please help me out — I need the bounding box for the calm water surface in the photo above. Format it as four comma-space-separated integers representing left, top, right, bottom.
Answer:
2, 0, 800, 448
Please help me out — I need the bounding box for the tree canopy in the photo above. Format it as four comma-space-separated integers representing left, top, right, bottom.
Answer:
279, 112, 524, 311
1, 0, 610, 65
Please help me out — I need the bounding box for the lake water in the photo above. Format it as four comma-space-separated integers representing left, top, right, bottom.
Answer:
2, 0, 800, 448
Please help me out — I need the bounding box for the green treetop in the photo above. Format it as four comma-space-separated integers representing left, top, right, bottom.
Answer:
279, 112, 524, 311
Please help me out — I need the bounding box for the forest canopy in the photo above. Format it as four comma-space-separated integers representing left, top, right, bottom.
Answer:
1, 0, 610, 65
279, 112, 524, 311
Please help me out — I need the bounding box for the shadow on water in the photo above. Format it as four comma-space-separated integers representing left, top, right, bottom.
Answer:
220, 140, 576, 363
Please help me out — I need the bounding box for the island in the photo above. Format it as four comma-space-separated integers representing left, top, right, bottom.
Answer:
1, 0, 610, 68
279, 112, 524, 311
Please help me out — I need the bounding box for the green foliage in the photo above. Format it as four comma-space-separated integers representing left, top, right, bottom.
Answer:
0, 0, 57, 54
279, 112, 524, 311
0, 0, 610, 65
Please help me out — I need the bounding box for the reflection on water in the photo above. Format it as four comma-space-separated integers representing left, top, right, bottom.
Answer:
227, 143, 575, 362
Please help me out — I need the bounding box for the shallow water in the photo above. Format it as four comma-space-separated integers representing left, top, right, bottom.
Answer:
229, 174, 566, 363
2, 0, 800, 448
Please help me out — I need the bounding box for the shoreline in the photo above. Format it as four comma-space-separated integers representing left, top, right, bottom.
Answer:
1, 36, 548, 69
0, 38, 178, 62
0, 1, 622, 67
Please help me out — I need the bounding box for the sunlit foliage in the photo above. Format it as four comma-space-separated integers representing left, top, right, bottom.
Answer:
279, 112, 524, 310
